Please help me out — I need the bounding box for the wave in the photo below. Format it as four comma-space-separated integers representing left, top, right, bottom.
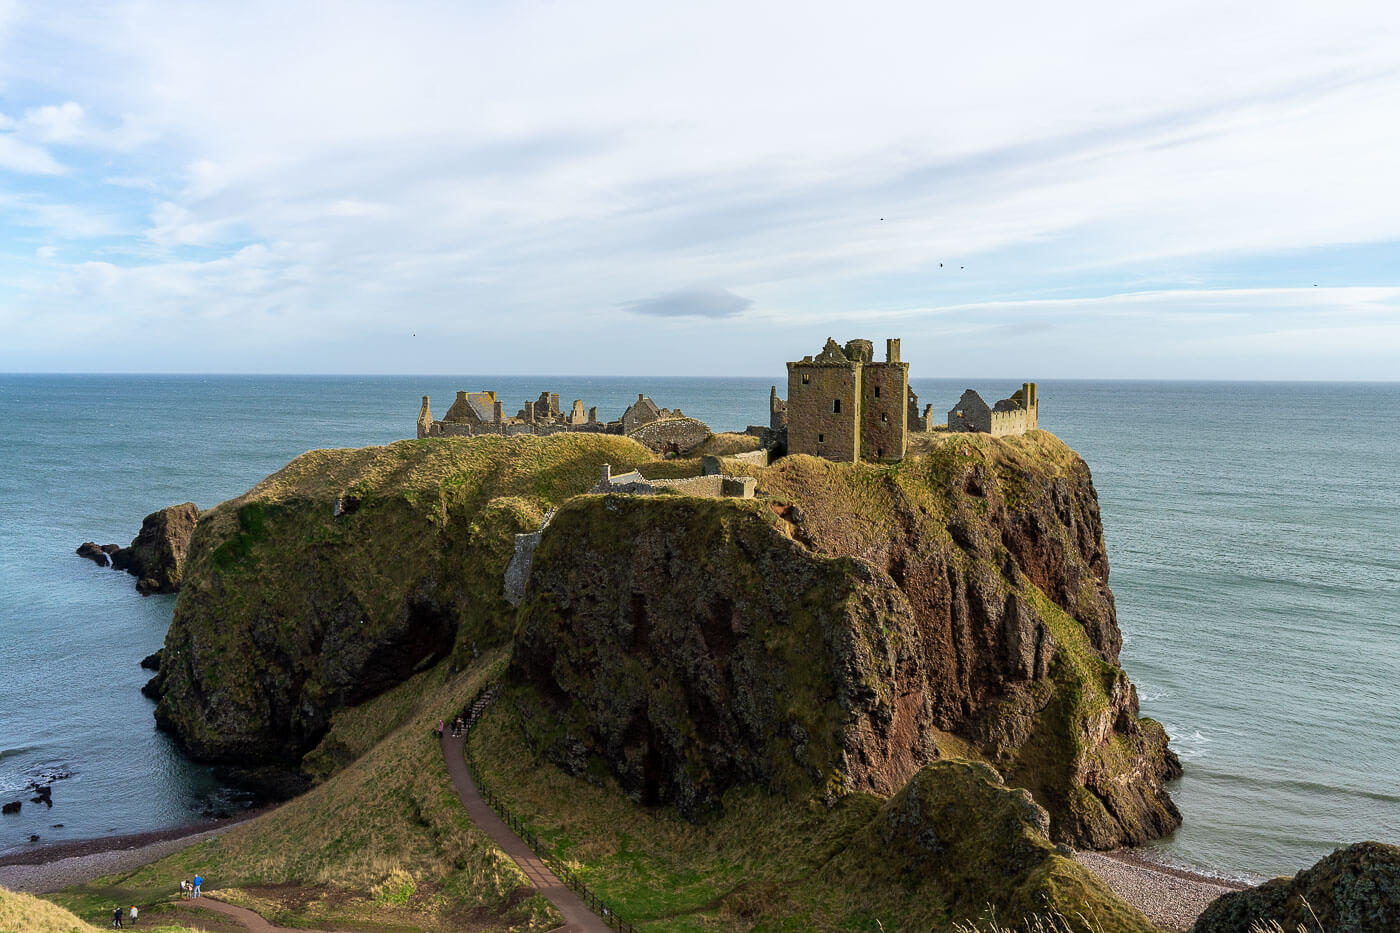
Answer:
1161, 724, 1211, 761
0, 746, 33, 763
1187, 765, 1400, 805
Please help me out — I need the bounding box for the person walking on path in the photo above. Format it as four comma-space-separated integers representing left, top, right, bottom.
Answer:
111, 905, 123, 927
129, 904, 139, 926
453, 716, 464, 737
192, 873, 203, 898
437, 719, 445, 739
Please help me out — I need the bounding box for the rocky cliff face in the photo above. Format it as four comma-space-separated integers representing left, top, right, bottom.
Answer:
111, 502, 199, 594
1192, 842, 1400, 932
509, 431, 1180, 849
76, 502, 198, 593
151, 434, 656, 784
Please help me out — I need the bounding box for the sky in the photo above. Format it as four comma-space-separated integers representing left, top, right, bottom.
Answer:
2, 1, 1399, 378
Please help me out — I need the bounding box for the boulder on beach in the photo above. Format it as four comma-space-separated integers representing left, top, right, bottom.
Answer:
109, 502, 199, 595
1192, 841, 1400, 932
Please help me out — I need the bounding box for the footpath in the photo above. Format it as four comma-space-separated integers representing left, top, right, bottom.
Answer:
440, 729, 613, 933
189, 896, 337, 932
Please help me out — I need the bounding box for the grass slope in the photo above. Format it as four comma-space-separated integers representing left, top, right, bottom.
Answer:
2, 886, 103, 933
471, 700, 1162, 932
50, 650, 558, 933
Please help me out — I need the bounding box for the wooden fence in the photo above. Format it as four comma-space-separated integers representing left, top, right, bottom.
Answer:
459, 687, 638, 933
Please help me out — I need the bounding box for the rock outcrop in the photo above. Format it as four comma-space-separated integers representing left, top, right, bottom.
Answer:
107, 503, 199, 594
148, 429, 1177, 846
75, 541, 111, 566
825, 760, 1158, 931
150, 434, 658, 784
1193, 842, 1400, 933
509, 431, 1180, 849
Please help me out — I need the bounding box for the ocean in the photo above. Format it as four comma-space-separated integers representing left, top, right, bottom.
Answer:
1, 375, 1397, 879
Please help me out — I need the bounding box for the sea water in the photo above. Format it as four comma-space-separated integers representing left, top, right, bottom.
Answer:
1, 375, 1396, 878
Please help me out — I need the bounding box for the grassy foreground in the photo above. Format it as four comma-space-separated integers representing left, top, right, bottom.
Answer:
470, 697, 1162, 933
48, 650, 558, 932
1, 886, 103, 933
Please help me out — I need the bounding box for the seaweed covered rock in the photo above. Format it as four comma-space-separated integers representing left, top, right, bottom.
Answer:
110, 502, 199, 594
1193, 842, 1400, 933
152, 434, 657, 779
827, 760, 1159, 931
510, 431, 1180, 849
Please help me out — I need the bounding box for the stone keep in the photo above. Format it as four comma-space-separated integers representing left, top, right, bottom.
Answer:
786, 337, 909, 462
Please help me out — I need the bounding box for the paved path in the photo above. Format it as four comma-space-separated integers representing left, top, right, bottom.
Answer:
440, 730, 612, 933
190, 896, 338, 932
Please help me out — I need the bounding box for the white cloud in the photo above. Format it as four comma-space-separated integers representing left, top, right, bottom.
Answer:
0, 133, 63, 173
1, 0, 1399, 375
22, 101, 85, 142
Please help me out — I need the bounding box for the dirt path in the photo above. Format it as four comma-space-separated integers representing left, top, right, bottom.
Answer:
189, 896, 339, 932
440, 730, 613, 933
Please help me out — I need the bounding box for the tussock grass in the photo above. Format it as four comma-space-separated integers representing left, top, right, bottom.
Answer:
952, 911, 1108, 932
57, 651, 559, 932
1, 886, 95, 933
690, 432, 761, 456
472, 702, 1159, 932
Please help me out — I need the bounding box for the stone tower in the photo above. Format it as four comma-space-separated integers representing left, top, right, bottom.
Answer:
417, 396, 434, 439
785, 337, 909, 462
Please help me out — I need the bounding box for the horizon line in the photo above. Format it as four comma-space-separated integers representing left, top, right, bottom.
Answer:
2, 372, 1399, 385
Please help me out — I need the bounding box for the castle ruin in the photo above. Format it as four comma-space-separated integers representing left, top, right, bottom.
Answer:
769, 338, 1040, 461
773, 337, 910, 462
416, 389, 711, 454
947, 384, 1039, 436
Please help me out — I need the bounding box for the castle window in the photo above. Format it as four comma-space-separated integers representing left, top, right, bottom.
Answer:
832, 399, 841, 413
874, 386, 880, 398
881, 413, 887, 423
878, 448, 884, 458
818, 433, 824, 443
802, 373, 810, 385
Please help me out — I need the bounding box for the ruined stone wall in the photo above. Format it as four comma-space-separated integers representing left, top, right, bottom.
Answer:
626, 417, 711, 455
948, 390, 992, 433
988, 408, 1034, 437
769, 386, 788, 430
503, 510, 555, 606
432, 420, 621, 439
860, 360, 909, 461
787, 362, 860, 461
948, 384, 1039, 436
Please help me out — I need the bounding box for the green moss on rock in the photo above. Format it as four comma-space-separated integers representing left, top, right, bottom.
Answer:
510, 431, 1180, 849
153, 433, 657, 779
